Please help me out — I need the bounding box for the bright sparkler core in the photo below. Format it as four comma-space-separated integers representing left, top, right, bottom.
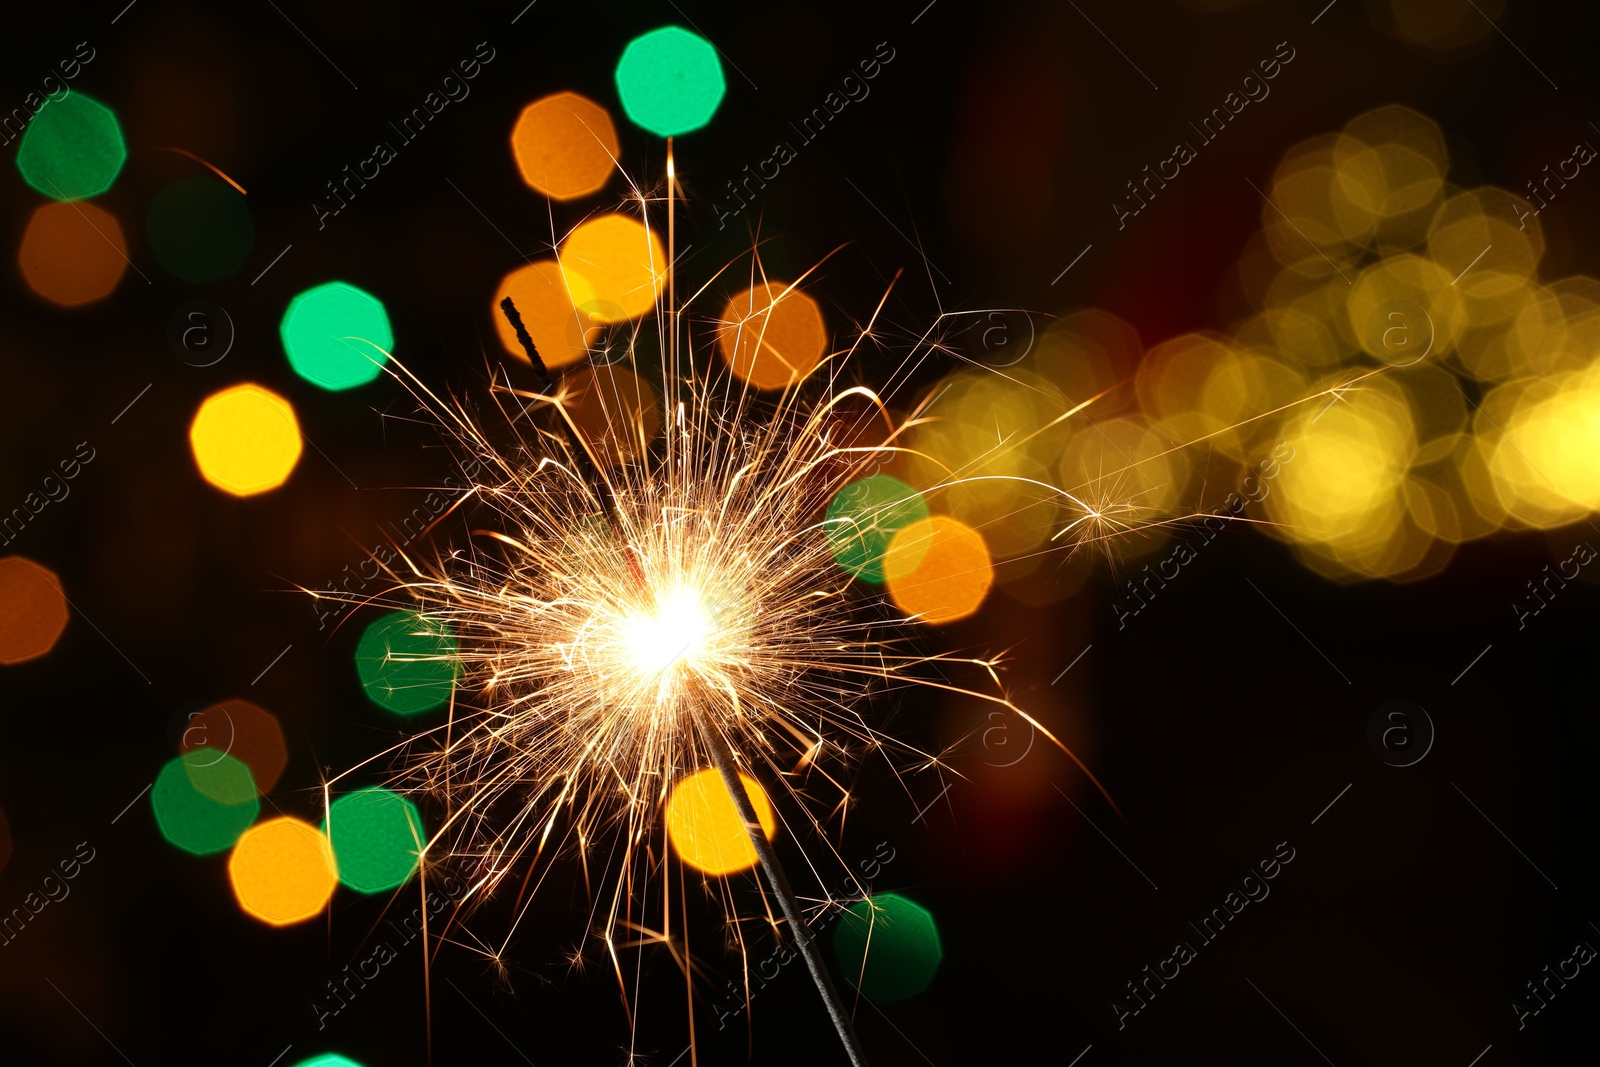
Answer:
333, 257, 1128, 1067
620, 585, 715, 678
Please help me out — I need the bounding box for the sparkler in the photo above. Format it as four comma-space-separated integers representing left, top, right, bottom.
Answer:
500, 287, 871, 1063
324, 146, 1139, 1064
319, 186, 1394, 1059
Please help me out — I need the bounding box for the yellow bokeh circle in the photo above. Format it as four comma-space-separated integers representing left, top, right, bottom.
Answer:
665, 768, 775, 875
189, 383, 303, 496
228, 816, 339, 926
559, 215, 666, 323
884, 515, 994, 624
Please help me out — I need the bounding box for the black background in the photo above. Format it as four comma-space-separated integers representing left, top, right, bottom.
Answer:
2, 1, 1598, 1064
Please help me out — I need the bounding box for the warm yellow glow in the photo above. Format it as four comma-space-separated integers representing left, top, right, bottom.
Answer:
1267, 385, 1417, 575
1488, 367, 1600, 523
884, 515, 994, 624
560, 215, 666, 323
665, 768, 775, 875
622, 587, 713, 677
228, 816, 338, 925
189, 383, 303, 496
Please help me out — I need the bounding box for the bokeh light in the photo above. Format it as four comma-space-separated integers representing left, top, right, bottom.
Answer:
826, 476, 930, 584
325, 787, 425, 894
614, 26, 726, 137
511, 91, 620, 200
355, 610, 457, 716
228, 816, 338, 926
18, 200, 129, 306
560, 215, 666, 323
1376, 0, 1502, 53
1267, 381, 1421, 577
831, 892, 943, 1002
151, 750, 259, 856
717, 282, 828, 390
179, 745, 258, 804
1031, 310, 1143, 413
15, 92, 126, 200
291, 1057, 365, 1067
884, 515, 994, 624
281, 281, 393, 390
1348, 254, 1465, 363
189, 383, 303, 496
904, 367, 1076, 559
492, 259, 596, 369
1485, 366, 1600, 525
146, 175, 255, 282
664, 768, 775, 875
559, 363, 661, 464
1266, 134, 1377, 263
0, 556, 69, 665
1334, 105, 1448, 246
179, 699, 288, 794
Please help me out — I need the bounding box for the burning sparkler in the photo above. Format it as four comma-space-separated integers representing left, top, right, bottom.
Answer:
315, 132, 1139, 1060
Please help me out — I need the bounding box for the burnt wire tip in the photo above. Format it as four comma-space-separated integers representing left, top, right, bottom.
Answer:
498, 295, 557, 392
497, 296, 618, 520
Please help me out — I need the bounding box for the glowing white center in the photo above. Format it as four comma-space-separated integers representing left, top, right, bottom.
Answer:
622, 588, 713, 677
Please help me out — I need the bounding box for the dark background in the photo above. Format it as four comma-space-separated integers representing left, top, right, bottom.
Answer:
2, 0, 1598, 1064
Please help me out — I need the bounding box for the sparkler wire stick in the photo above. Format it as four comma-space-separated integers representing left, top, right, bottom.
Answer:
693, 716, 871, 1067
498, 295, 618, 520
496, 296, 870, 1064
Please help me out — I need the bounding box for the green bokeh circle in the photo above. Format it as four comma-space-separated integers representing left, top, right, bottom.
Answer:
281, 281, 393, 391
615, 26, 726, 137
146, 176, 256, 283
831, 892, 943, 1002
16, 92, 126, 200
324, 787, 425, 893
825, 475, 930, 585
355, 610, 457, 716
151, 751, 260, 856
